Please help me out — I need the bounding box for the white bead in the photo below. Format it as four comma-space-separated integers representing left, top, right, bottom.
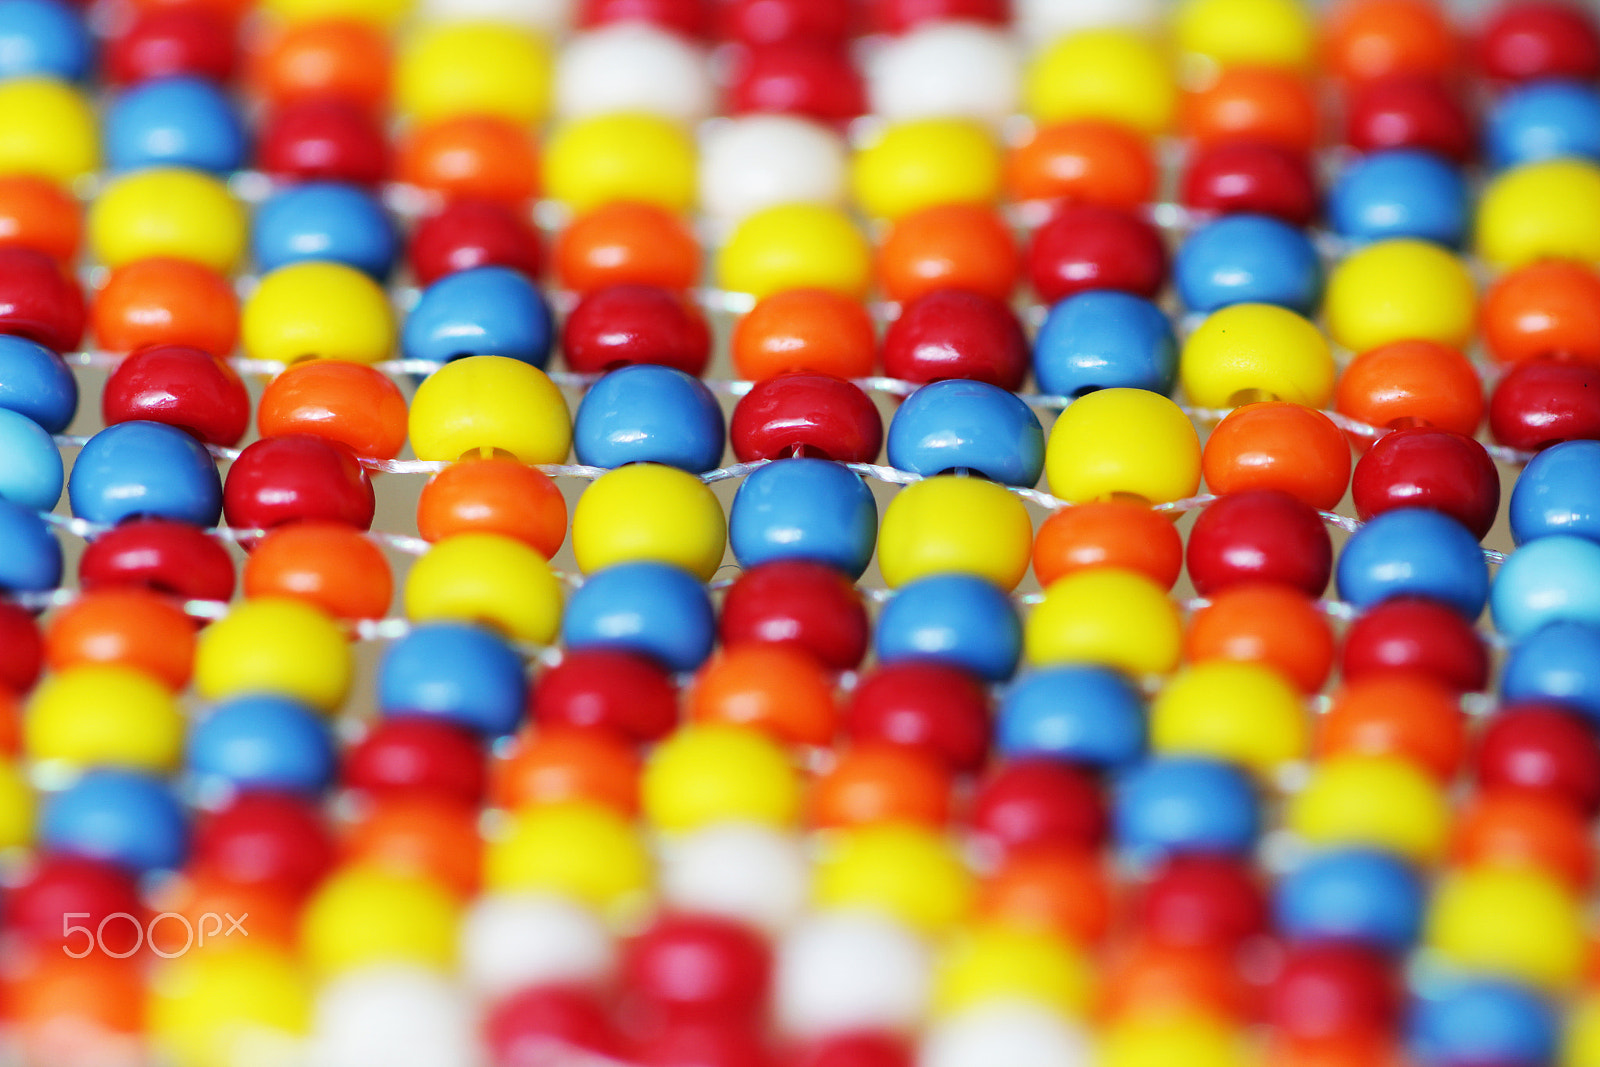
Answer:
868, 22, 1021, 123
658, 823, 810, 934
919, 1003, 1096, 1067
555, 24, 715, 123
415, 0, 574, 33
1014, 0, 1163, 43
775, 911, 931, 1036
310, 967, 480, 1067
698, 116, 850, 223
458, 894, 616, 1000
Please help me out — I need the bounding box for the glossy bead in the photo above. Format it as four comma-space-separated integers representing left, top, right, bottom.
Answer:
1513, 440, 1600, 545
483, 984, 621, 1064
187, 695, 336, 794
101, 344, 248, 448
1182, 303, 1335, 410
343, 718, 488, 806
699, 114, 849, 225
1341, 597, 1489, 692
258, 100, 389, 186
1026, 566, 1183, 676
556, 22, 712, 123
1343, 75, 1474, 163
555, 201, 695, 295
1476, 703, 1600, 815
1114, 757, 1259, 860
575, 364, 724, 473
416, 457, 565, 559
377, 623, 525, 737
726, 41, 865, 124
44, 587, 195, 689
1318, 671, 1466, 780
732, 289, 874, 380
257, 360, 407, 462
397, 115, 539, 206
1490, 356, 1600, 451
1180, 66, 1318, 152
404, 267, 553, 368
1274, 848, 1425, 951
1175, 214, 1321, 315
78, 517, 233, 601
1033, 501, 1181, 591
194, 596, 350, 710
1325, 238, 1476, 353
1267, 943, 1401, 1042
40, 769, 187, 872
717, 204, 871, 300
223, 435, 374, 532
543, 113, 695, 214
409, 355, 571, 465
1478, 1, 1600, 82
643, 723, 801, 833
26, 662, 184, 770
1357, 426, 1499, 539
250, 18, 387, 109
241, 261, 394, 365
1180, 141, 1318, 225
242, 521, 392, 621
688, 643, 837, 747
974, 761, 1106, 864
104, 76, 246, 174
1185, 583, 1335, 694
404, 533, 563, 645
719, 560, 868, 672
728, 458, 877, 577
562, 562, 715, 673
252, 183, 395, 279
1150, 659, 1308, 777
812, 742, 953, 829
0, 600, 42, 691
0, 405, 62, 511
0, 497, 58, 592
1187, 490, 1331, 597
1286, 754, 1450, 864
1203, 402, 1351, 511
1338, 508, 1490, 617
0, 0, 92, 80
1410, 980, 1559, 1067
845, 661, 990, 773
1335, 339, 1484, 443
1477, 158, 1600, 269
1032, 290, 1174, 397
1482, 260, 1600, 367
0, 174, 81, 264
1493, 535, 1600, 639
410, 200, 541, 288
461, 894, 614, 1000
877, 204, 1017, 305
1046, 387, 1201, 505
395, 22, 551, 125
299, 863, 460, 976
725, 0, 850, 44
0, 77, 98, 184
497, 727, 636, 818
867, 22, 1017, 123
1024, 28, 1174, 133
0, 246, 84, 353
793, 1034, 911, 1067
888, 380, 1043, 487
852, 119, 1002, 222
1487, 80, 1600, 170
1323, 0, 1458, 83
812, 822, 974, 933
1027, 203, 1166, 304
730, 374, 882, 465
562, 284, 710, 376
997, 665, 1145, 769
189, 790, 335, 898
1005, 119, 1156, 209
1133, 853, 1270, 951
529, 649, 675, 745
1328, 149, 1470, 247
878, 475, 1033, 590
881, 289, 1028, 391
5, 852, 142, 952
1502, 620, 1600, 723
92, 256, 238, 357
0, 334, 74, 433
774, 910, 930, 1037
69, 420, 222, 527
1453, 787, 1594, 890
1425, 866, 1585, 991
624, 914, 771, 1021
876, 574, 1021, 682
572, 463, 725, 580
579, 0, 709, 36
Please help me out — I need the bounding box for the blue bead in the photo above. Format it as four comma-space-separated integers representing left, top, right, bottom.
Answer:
68, 421, 222, 527
1491, 535, 1600, 640
0, 334, 77, 433
876, 574, 1021, 682
574, 364, 726, 473
252, 182, 398, 278
1113, 757, 1259, 862
378, 622, 527, 736
187, 695, 337, 794
0, 406, 62, 511
1274, 849, 1426, 951
1174, 214, 1323, 315
1336, 508, 1489, 618
1327, 150, 1471, 247
40, 769, 188, 872
998, 666, 1147, 769
729, 458, 878, 578
562, 561, 715, 673
886, 379, 1044, 487
1410, 981, 1558, 1067
1509, 439, 1600, 545
1031, 290, 1177, 397
1487, 79, 1600, 169
402, 266, 554, 368
0, 0, 91, 79
0, 497, 59, 592
104, 76, 247, 175
1501, 620, 1600, 724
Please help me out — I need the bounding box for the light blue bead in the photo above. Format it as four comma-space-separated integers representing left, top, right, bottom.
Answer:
1410, 981, 1558, 1067
887, 379, 1044, 487
562, 561, 715, 673
41, 770, 188, 873
0, 406, 62, 511
1032, 290, 1177, 396
1174, 214, 1323, 315
1327, 150, 1471, 247
0, 334, 77, 433
1509, 439, 1600, 544
252, 182, 398, 278
729, 458, 877, 578
188, 696, 337, 794
68, 420, 222, 527
998, 666, 1147, 769
378, 622, 528, 736
0, 496, 59, 592
0, 0, 91, 79
1274, 849, 1426, 951
402, 266, 554, 368
876, 574, 1021, 682
1113, 757, 1259, 862
574, 364, 725, 473
1336, 508, 1489, 618
1501, 620, 1600, 724
1487, 79, 1600, 169
1491, 535, 1600, 640
104, 76, 247, 174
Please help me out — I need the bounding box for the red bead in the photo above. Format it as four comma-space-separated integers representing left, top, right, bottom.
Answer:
1131, 854, 1269, 948
724, 0, 852, 45
1478, 0, 1600, 82
718, 560, 868, 671
1489, 356, 1600, 452
970, 759, 1108, 855
0, 247, 85, 353
729, 373, 883, 463
580, 0, 710, 36
223, 435, 375, 532
1340, 596, 1489, 693
78, 518, 236, 602
792, 1033, 913, 1067
343, 717, 489, 806
0, 601, 42, 693
1474, 704, 1600, 817
408, 199, 543, 287
485, 985, 625, 1065
728, 43, 865, 124
633, 1020, 774, 1067
1180, 142, 1319, 226
880, 289, 1029, 390
257, 100, 389, 187
104, 7, 237, 85
1351, 428, 1500, 540
4, 854, 143, 952
563, 285, 711, 377
1265, 943, 1402, 1042
623, 914, 771, 1020
1026, 204, 1167, 305
1186, 490, 1333, 598
843, 662, 990, 774
101, 344, 250, 448
1343, 75, 1476, 163
189, 791, 335, 899
871, 0, 1007, 33
532, 648, 679, 743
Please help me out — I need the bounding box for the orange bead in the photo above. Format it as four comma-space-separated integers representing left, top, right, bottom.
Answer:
1032, 501, 1183, 590
1322, 0, 1458, 83
1181, 67, 1320, 153
5, 951, 144, 1037
1101, 937, 1255, 1021
242, 522, 393, 622
493, 726, 641, 815
0, 688, 19, 756
1202, 402, 1353, 511
416, 457, 568, 559
45, 589, 197, 691
731, 288, 877, 380
1317, 671, 1465, 781
251, 19, 391, 112
1481, 260, 1600, 367
1006, 121, 1157, 210
554, 201, 700, 294
398, 116, 539, 206
1266, 1034, 1408, 1067
1452, 789, 1594, 891
0, 175, 81, 265
160, 870, 301, 948
92, 257, 241, 357
687, 645, 837, 748
344, 795, 482, 899
257, 360, 409, 461
810, 743, 952, 829
1334, 340, 1484, 446
1185, 583, 1334, 694
876, 204, 1020, 304
976, 847, 1113, 946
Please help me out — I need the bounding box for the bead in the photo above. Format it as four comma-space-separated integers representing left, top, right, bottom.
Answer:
1352, 428, 1499, 539
40, 769, 187, 872
877, 475, 1033, 590
78, 517, 233, 601
923, 1004, 1094, 1067
845, 662, 990, 773
187, 695, 336, 794
1202, 402, 1351, 511
1005, 120, 1156, 209
574, 364, 724, 472
876, 574, 1021, 682
813, 742, 952, 828
101, 343, 247, 448
1184, 142, 1317, 226
1513, 439, 1600, 545
1026, 567, 1183, 676
553, 205, 692, 297
867, 22, 1018, 123
878, 204, 1017, 305
1410, 980, 1559, 1067
933, 924, 1093, 1018
0, 76, 98, 183
403, 267, 553, 369
190, 790, 335, 898
0, 246, 83, 352
0, 334, 74, 432
717, 204, 871, 300
1337, 508, 1489, 617
1267, 943, 1402, 1042
308, 969, 475, 1067
578, 0, 707, 36
1027, 203, 1167, 304
1425, 866, 1585, 991
1285, 754, 1449, 863
88, 166, 245, 271
257, 100, 389, 187
1275, 848, 1424, 950
410, 200, 542, 289
1045, 387, 1202, 505
404, 533, 562, 645
397, 115, 539, 206
971, 758, 1106, 855
0, 600, 42, 691
1328, 149, 1470, 246
1185, 490, 1332, 597
794, 1034, 912, 1067
460, 894, 614, 998
345, 720, 486, 816
642, 723, 800, 831
1479, 1, 1600, 82
888, 380, 1043, 486
1175, 214, 1321, 316
561, 562, 715, 672
720, 560, 869, 672
300, 864, 459, 974
571, 463, 726, 580
659, 824, 808, 933
532, 647, 677, 742
624, 914, 771, 1020
1342, 596, 1487, 694
44, 586, 194, 689
395, 23, 551, 125
543, 113, 696, 213
732, 289, 874, 380
252, 183, 395, 280
1025, 29, 1174, 133
725, 0, 848, 45
555, 23, 713, 123
1318, 671, 1466, 780
1477, 158, 1600, 269
813, 823, 973, 933
0, 174, 80, 264
775, 911, 930, 1036
1453, 788, 1593, 890
223, 434, 373, 531
243, 521, 391, 621
194, 597, 350, 710
999, 665, 1145, 769
729, 458, 877, 577
1487, 80, 1600, 169
1186, 584, 1334, 693
1343, 75, 1475, 163
562, 284, 710, 376
1490, 356, 1600, 451
1133, 853, 1269, 947
689, 644, 836, 746
5, 852, 142, 951
0, 497, 58, 592
104, 76, 246, 174
1173, 0, 1313, 66
1476, 703, 1600, 815
241, 261, 394, 365
1323, 0, 1457, 82
1482, 260, 1600, 366
1493, 535, 1600, 639
1502, 620, 1600, 722
1150, 660, 1307, 777
882, 289, 1028, 390
1335, 339, 1484, 442
416, 457, 566, 558
0, 405, 61, 511
251, 18, 387, 110
1033, 500, 1181, 591
1114, 757, 1259, 860
148, 949, 312, 1067
408, 355, 571, 464
0, 0, 91, 80
257, 360, 406, 462
1325, 238, 1476, 353
1180, 67, 1319, 152
92, 257, 238, 358
26, 662, 184, 769
68, 420, 222, 527
376, 623, 525, 737
1033, 290, 1176, 397
1180, 303, 1335, 409
727, 41, 865, 124
262, 0, 410, 24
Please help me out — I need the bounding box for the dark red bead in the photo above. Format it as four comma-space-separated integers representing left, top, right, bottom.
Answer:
408, 199, 543, 287
1351, 428, 1500, 540
78, 518, 237, 602
343, 717, 489, 806
563, 284, 711, 376
485, 985, 625, 1065
104, 8, 237, 85
0, 247, 86, 353
1341, 596, 1489, 693
4, 854, 143, 951
881, 288, 1029, 390
579, 0, 710, 37
871, 0, 1007, 33
1180, 142, 1319, 226
1186, 490, 1333, 597
727, 43, 865, 124
843, 661, 990, 774
723, 0, 853, 44
1343, 75, 1476, 164
623, 915, 771, 1020
970, 758, 1108, 855
729, 373, 883, 463
0, 600, 42, 692
189, 791, 335, 900
532, 648, 679, 743
791, 1032, 914, 1067
633, 1019, 774, 1067
1026, 204, 1168, 305
1132, 854, 1269, 948
1266, 942, 1402, 1042
1478, 0, 1600, 82
101, 344, 250, 448
223, 434, 375, 532
1489, 356, 1600, 452
1474, 704, 1600, 816
257, 100, 390, 187
719, 560, 869, 671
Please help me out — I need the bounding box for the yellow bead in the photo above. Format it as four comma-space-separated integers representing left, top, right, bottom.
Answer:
404, 532, 563, 644
1562, 992, 1600, 1067
544, 113, 696, 214
1426, 866, 1585, 992
1150, 661, 1307, 778
1180, 303, 1335, 409
643, 723, 800, 832
1173, 0, 1315, 68
1324, 239, 1477, 353
300, 864, 459, 975
1100, 1013, 1255, 1067
852, 119, 1003, 221
877, 475, 1034, 590
1025, 30, 1176, 135
88, 167, 245, 272
1285, 754, 1450, 864
25, 664, 184, 773
396, 23, 553, 125
1477, 159, 1600, 270
194, 597, 352, 712
571, 463, 726, 581
0, 78, 98, 183
484, 800, 652, 912
933, 924, 1094, 1017
148, 947, 310, 1067
0, 760, 34, 851
813, 823, 974, 934
264, 0, 411, 25
409, 355, 573, 465
241, 261, 396, 365
1025, 567, 1183, 676
715, 203, 872, 300
1045, 388, 1202, 505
